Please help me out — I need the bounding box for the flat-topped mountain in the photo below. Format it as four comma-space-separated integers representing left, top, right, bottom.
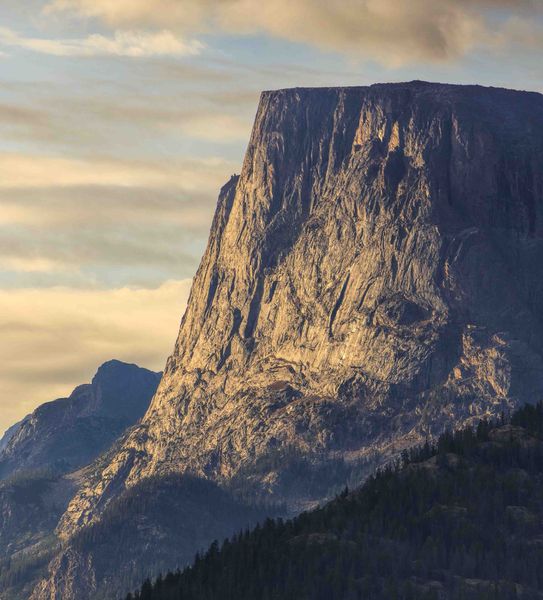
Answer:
32, 81, 543, 598
0, 360, 161, 479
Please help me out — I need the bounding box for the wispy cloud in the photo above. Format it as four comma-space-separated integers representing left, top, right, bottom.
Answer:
44, 0, 543, 66
0, 83, 255, 155
0, 153, 234, 191
0, 190, 211, 288
0, 27, 202, 57
0, 279, 192, 434
0, 256, 73, 273
0, 153, 236, 288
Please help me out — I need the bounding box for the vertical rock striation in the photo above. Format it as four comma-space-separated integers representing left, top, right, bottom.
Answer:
34, 81, 543, 598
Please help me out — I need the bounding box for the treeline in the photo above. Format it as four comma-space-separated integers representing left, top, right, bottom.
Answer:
125, 403, 543, 600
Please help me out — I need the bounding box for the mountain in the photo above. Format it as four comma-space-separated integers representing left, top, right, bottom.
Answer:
0, 360, 160, 599
128, 403, 543, 600
33, 81, 543, 598
0, 360, 161, 479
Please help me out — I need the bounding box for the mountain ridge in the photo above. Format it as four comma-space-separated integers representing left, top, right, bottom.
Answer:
263, 79, 543, 93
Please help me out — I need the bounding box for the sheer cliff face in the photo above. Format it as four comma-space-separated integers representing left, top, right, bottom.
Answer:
60, 82, 543, 538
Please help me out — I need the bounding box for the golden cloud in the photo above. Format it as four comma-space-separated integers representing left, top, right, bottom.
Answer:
0, 151, 233, 289
0, 256, 73, 273
0, 153, 235, 191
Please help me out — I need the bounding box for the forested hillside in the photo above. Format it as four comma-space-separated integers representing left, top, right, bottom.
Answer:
127, 403, 543, 600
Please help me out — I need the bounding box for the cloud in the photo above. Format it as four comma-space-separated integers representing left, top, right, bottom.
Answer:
0, 153, 234, 191
0, 185, 218, 230
0, 152, 237, 288
174, 112, 251, 142
48, 99, 254, 144
45, 0, 209, 29
0, 256, 73, 273
493, 16, 543, 51
0, 26, 202, 57
0, 83, 256, 154
44, 0, 543, 66
0, 279, 192, 435
0, 214, 205, 291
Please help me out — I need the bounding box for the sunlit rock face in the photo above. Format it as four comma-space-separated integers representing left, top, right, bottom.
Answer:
59, 82, 543, 536
33, 81, 543, 599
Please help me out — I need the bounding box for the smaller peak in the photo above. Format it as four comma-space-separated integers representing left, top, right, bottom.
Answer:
97, 358, 134, 370
92, 359, 161, 387
95, 359, 154, 374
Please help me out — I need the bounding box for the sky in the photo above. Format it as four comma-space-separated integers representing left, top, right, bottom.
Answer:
1, 0, 543, 435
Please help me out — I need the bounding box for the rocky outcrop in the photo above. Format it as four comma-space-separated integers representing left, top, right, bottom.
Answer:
34, 81, 543, 598
0, 360, 161, 479
0, 420, 24, 454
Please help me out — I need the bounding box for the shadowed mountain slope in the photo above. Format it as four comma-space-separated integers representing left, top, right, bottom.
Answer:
0, 361, 160, 599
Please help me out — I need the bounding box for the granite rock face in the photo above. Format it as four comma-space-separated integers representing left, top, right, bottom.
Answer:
35, 82, 543, 597
0, 360, 161, 479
